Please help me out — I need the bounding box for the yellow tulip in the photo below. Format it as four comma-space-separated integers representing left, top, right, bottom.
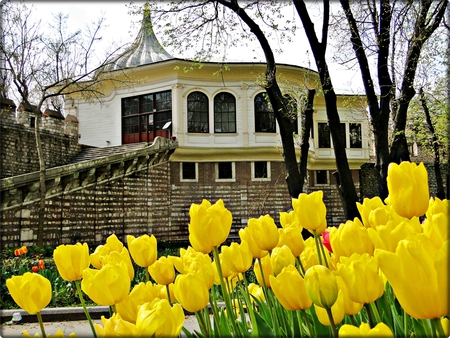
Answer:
314, 289, 345, 325
155, 282, 176, 303
339, 322, 394, 337
247, 215, 279, 251
174, 273, 209, 313
212, 253, 234, 284
94, 313, 138, 337
423, 198, 448, 249
238, 227, 268, 259
277, 225, 305, 257
170, 247, 214, 289
335, 276, 363, 315
441, 317, 450, 337
100, 247, 135, 281
6, 272, 52, 314
367, 218, 421, 252
357, 197, 385, 228
279, 210, 302, 230
292, 191, 327, 234
375, 235, 448, 319
270, 245, 295, 275
299, 237, 320, 271
90, 234, 124, 269
149, 256, 175, 285
254, 255, 273, 288
386, 161, 429, 219
127, 234, 157, 268
81, 262, 130, 306
23, 329, 77, 338
304, 265, 338, 309
188, 199, 232, 254
329, 218, 374, 260
53, 243, 90, 281
337, 253, 384, 304
247, 283, 266, 303
221, 241, 253, 274
136, 298, 184, 337
116, 282, 157, 324
269, 265, 312, 311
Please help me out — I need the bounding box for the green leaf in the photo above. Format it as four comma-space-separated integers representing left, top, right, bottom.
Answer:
254, 311, 275, 337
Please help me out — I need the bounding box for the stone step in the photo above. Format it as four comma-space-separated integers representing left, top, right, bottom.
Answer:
69, 142, 149, 163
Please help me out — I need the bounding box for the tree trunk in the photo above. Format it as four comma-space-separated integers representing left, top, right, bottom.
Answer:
217, 0, 303, 199
419, 88, 445, 199
299, 89, 315, 193
34, 110, 46, 247
294, 0, 360, 220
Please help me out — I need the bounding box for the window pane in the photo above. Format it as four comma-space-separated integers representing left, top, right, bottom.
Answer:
318, 123, 331, 148
316, 170, 328, 184
254, 161, 268, 178
218, 162, 233, 179
255, 93, 275, 132
188, 91, 209, 133
123, 116, 139, 134
350, 123, 362, 148
182, 162, 196, 180
214, 93, 236, 133
141, 95, 153, 113
155, 90, 172, 110
123, 97, 139, 116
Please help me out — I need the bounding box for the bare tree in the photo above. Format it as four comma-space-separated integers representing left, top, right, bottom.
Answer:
338, 0, 447, 199
1, 2, 129, 246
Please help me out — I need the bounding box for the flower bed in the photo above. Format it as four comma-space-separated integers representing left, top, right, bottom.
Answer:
4, 161, 449, 337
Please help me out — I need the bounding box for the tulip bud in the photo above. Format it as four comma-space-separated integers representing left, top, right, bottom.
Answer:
6, 272, 52, 314
247, 215, 279, 251
254, 255, 273, 288
386, 161, 429, 219
238, 227, 268, 259
136, 299, 185, 337
270, 245, 295, 275
270, 265, 312, 311
149, 256, 175, 285
127, 234, 157, 268
116, 282, 157, 324
221, 241, 253, 274
304, 265, 338, 309
277, 225, 305, 257
292, 191, 327, 234
174, 273, 209, 313
339, 322, 394, 337
53, 243, 90, 281
95, 313, 139, 337
188, 199, 232, 254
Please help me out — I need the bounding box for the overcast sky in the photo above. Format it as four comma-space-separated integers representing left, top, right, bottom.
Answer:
26, 1, 365, 93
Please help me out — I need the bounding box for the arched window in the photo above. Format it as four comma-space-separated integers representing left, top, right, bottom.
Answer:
254, 92, 275, 133
187, 91, 209, 133
214, 92, 236, 133
283, 93, 298, 134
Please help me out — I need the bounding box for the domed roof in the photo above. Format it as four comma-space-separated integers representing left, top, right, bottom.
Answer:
104, 7, 173, 71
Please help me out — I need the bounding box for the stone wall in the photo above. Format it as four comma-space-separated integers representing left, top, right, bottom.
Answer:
0, 108, 82, 178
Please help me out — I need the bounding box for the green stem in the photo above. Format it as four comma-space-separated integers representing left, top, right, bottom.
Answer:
313, 230, 324, 266
36, 311, 47, 338
209, 288, 222, 338
242, 273, 259, 337
301, 309, 315, 338
75, 280, 97, 338
325, 307, 338, 338
212, 246, 241, 336
145, 267, 150, 283
364, 303, 375, 328
430, 318, 445, 338
195, 310, 210, 337
318, 233, 329, 269
295, 310, 304, 338
369, 301, 381, 325
295, 256, 305, 276
165, 284, 172, 306
403, 308, 408, 338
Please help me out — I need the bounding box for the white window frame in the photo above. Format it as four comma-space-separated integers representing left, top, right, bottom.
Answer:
251, 161, 271, 181
215, 162, 236, 182
180, 162, 198, 182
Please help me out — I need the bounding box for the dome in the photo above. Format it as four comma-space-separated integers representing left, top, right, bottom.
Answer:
103, 7, 173, 71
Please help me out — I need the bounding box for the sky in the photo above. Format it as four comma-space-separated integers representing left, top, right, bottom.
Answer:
25, 1, 365, 93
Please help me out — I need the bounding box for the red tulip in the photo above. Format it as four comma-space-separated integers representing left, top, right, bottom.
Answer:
38, 260, 45, 270
14, 249, 20, 256
322, 231, 333, 253
32, 266, 39, 273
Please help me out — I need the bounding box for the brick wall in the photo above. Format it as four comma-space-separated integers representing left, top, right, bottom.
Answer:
0, 108, 82, 178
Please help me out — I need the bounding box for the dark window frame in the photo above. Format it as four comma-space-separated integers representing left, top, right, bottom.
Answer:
187, 91, 209, 133
214, 92, 236, 133
181, 162, 197, 181
217, 162, 234, 180
254, 92, 276, 133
